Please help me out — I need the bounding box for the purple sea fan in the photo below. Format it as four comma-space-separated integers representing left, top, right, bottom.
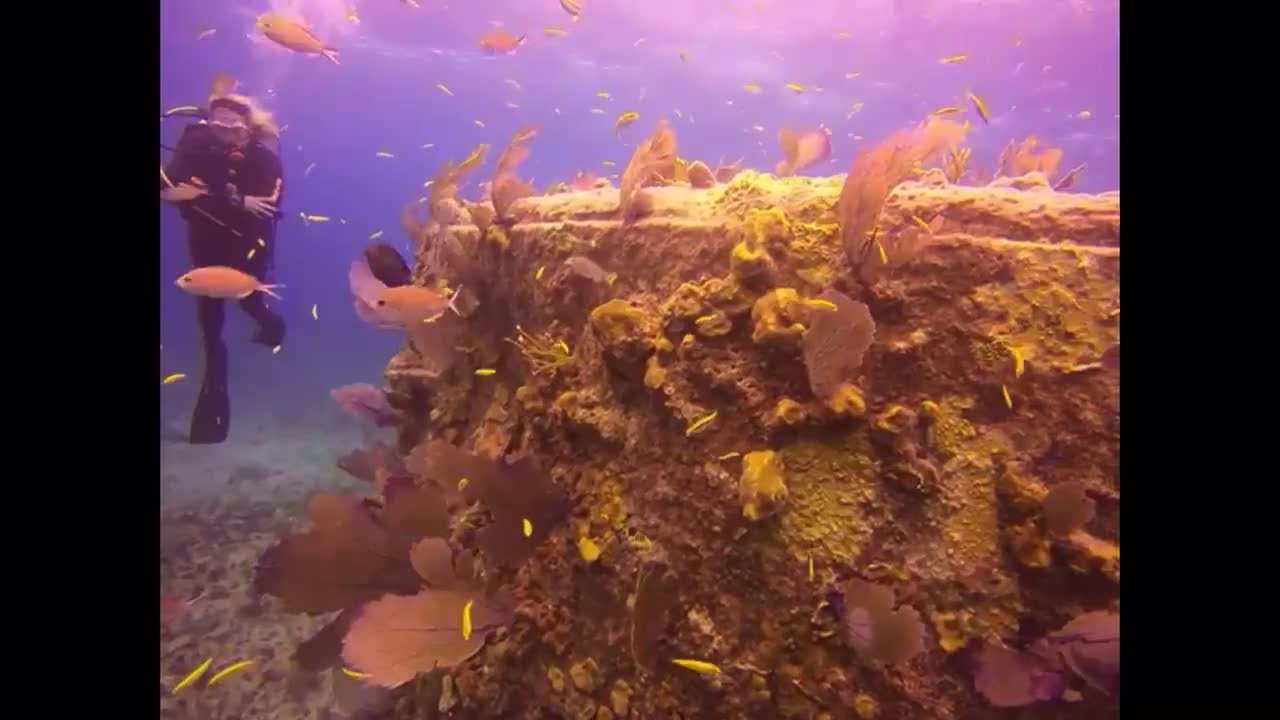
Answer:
970, 642, 1066, 707
840, 579, 925, 664
1042, 610, 1119, 696
331, 383, 401, 428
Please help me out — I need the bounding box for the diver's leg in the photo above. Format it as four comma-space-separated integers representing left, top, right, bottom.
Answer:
190, 297, 230, 444
239, 293, 285, 348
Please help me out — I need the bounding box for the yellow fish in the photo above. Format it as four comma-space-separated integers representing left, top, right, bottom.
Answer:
522, 518, 533, 536
743, 82, 762, 93
560, 0, 582, 19
207, 660, 255, 687
808, 555, 815, 581
247, 248, 257, 260
162, 373, 186, 385
369, 230, 384, 240
931, 106, 963, 116
845, 71, 861, 79
474, 120, 486, 127
506, 102, 521, 109
461, 599, 474, 640
544, 25, 568, 37
375, 151, 394, 158
968, 92, 991, 124
341, 667, 371, 679
310, 304, 319, 320
475, 368, 496, 376
911, 215, 933, 233
671, 659, 721, 675
803, 299, 838, 312
596, 90, 611, 99
1077, 110, 1092, 119
197, 28, 217, 40
717, 451, 740, 461
685, 410, 718, 437
535, 266, 545, 280
1009, 345, 1025, 378
751, 125, 765, 132
614, 110, 639, 134
835, 30, 850, 39
846, 101, 865, 118
784, 82, 805, 93
436, 83, 454, 96
1002, 384, 1013, 409
305, 214, 331, 222
172, 658, 212, 694
940, 54, 968, 64
601, 160, 616, 167
504, 78, 522, 90
590, 108, 605, 115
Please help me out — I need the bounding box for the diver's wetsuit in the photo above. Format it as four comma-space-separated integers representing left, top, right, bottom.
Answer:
163, 123, 285, 444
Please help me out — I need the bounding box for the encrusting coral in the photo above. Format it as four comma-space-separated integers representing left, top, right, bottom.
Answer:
249, 118, 1119, 720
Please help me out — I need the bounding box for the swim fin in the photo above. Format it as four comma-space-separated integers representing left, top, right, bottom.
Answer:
189, 387, 229, 444
190, 344, 230, 444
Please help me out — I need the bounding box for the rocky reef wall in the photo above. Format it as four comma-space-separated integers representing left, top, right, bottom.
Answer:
373, 169, 1119, 720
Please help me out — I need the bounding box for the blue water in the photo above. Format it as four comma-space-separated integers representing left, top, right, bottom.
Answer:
161, 1, 1118, 437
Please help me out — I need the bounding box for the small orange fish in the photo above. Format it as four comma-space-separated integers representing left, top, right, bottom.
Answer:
175, 267, 283, 300
255, 14, 339, 64
480, 30, 527, 54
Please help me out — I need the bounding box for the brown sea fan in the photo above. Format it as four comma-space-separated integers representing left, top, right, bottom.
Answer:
802, 289, 875, 402
416, 440, 568, 566
341, 589, 508, 688
619, 118, 677, 223
837, 117, 967, 278
492, 126, 536, 220
840, 578, 926, 664
253, 481, 450, 614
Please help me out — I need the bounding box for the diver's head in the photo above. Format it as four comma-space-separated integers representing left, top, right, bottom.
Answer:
206, 93, 280, 148
207, 98, 252, 147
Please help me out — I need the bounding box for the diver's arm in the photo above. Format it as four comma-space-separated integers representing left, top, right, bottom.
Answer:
265, 148, 284, 214
160, 126, 206, 202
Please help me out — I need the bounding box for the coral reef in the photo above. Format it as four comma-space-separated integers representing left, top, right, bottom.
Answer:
260, 164, 1119, 719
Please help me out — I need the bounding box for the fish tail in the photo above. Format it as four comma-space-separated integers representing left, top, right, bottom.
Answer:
322, 48, 340, 65
259, 283, 285, 300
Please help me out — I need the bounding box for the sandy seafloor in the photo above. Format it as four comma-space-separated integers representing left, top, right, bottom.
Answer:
160, 378, 386, 719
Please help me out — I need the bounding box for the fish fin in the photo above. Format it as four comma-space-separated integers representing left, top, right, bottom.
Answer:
348, 259, 388, 307
322, 49, 340, 65
259, 283, 285, 300
447, 284, 466, 316
517, 33, 528, 46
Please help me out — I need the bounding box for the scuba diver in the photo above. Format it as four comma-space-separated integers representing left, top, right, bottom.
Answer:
161, 76, 286, 444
